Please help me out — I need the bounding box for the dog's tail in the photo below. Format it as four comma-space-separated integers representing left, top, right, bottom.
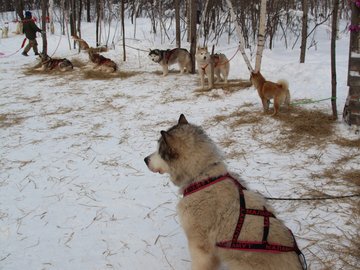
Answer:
277, 79, 290, 106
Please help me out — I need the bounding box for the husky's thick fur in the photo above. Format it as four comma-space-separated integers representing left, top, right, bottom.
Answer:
88, 48, 117, 73
39, 53, 73, 71
196, 46, 230, 89
250, 71, 291, 116
144, 114, 304, 270
148, 48, 192, 76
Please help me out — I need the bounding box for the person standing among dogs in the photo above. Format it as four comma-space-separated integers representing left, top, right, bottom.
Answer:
22, 11, 44, 56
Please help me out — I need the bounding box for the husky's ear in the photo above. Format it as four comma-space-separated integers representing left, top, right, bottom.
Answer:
161, 130, 173, 146
178, 114, 188, 125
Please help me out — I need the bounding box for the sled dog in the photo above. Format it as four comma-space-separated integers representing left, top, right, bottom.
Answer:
196, 46, 230, 89
144, 114, 305, 270
72, 35, 90, 50
250, 71, 291, 116
148, 48, 192, 76
1, 22, 9, 38
39, 53, 73, 72
14, 21, 23, 35
88, 48, 117, 73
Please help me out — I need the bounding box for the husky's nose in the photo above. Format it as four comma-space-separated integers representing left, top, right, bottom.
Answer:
144, 156, 150, 166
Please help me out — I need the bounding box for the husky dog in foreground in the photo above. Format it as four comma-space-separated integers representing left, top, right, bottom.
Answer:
196, 46, 230, 89
148, 48, 192, 76
144, 114, 306, 270
39, 53, 73, 71
88, 48, 117, 73
250, 71, 291, 116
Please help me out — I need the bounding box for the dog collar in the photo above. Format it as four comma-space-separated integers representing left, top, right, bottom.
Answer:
183, 173, 245, 197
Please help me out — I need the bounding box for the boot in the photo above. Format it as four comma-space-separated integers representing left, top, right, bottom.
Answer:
22, 51, 29, 56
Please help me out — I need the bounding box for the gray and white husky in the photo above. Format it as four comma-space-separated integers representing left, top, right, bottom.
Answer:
196, 46, 230, 89
148, 48, 192, 76
144, 114, 305, 270
39, 53, 73, 72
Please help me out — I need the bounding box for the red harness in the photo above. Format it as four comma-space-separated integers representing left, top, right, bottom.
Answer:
183, 173, 307, 269
201, 54, 221, 71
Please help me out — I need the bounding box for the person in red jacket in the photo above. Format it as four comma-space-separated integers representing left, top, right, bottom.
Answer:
22, 11, 44, 56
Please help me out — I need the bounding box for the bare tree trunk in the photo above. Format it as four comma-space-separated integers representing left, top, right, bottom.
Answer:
86, 0, 90, 22
121, 0, 126, 61
225, 0, 254, 72
69, 0, 76, 37
49, 0, 55, 34
330, 0, 339, 119
175, 0, 181, 48
77, 0, 82, 37
343, 1, 360, 126
41, 0, 47, 54
96, 0, 100, 46
15, 0, 24, 20
254, 0, 267, 72
300, 0, 308, 63
189, 0, 197, 74
186, 0, 190, 42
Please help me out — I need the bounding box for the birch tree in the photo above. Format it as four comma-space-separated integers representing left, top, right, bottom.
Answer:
254, 0, 267, 72
225, 0, 254, 72
175, 0, 181, 48
330, 0, 339, 119
49, 0, 55, 34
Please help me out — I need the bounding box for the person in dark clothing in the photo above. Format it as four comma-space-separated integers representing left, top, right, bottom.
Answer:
22, 11, 44, 56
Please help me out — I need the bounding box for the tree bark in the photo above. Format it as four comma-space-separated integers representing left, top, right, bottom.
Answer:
121, 0, 126, 61
254, 0, 267, 72
175, 0, 181, 48
15, 0, 24, 20
225, 0, 254, 72
86, 0, 91, 22
41, 0, 47, 54
189, 0, 197, 74
330, 0, 339, 119
300, 0, 308, 63
96, 0, 100, 46
343, 0, 360, 126
49, 0, 55, 34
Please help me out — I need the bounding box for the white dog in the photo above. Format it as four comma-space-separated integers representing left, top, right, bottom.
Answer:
196, 46, 230, 89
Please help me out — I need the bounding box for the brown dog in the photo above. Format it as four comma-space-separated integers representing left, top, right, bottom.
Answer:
88, 48, 117, 73
250, 71, 290, 116
72, 35, 90, 50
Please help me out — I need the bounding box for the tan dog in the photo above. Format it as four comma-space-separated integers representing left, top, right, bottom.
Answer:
72, 35, 90, 50
1, 22, 9, 38
88, 48, 117, 73
144, 114, 305, 270
196, 46, 230, 89
14, 21, 23, 35
250, 71, 291, 116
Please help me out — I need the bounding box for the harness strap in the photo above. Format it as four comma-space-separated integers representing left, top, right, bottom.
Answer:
164, 49, 176, 64
201, 55, 221, 71
183, 173, 307, 269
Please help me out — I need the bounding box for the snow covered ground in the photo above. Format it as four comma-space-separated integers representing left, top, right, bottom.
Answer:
0, 16, 359, 270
